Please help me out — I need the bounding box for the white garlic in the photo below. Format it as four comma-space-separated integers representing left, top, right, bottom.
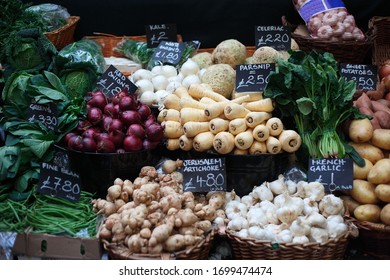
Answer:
303, 181, 325, 202
289, 216, 311, 237
292, 235, 309, 244
319, 194, 345, 217
247, 207, 268, 227
268, 174, 286, 195
227, 215, 249, 231
252, 183, 274, 201
306, 212, 327, 228
309, 227, 329, 243
225, 200, 247, 220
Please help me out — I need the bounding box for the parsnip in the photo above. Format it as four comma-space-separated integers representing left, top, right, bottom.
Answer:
213, 131, 235, 154
249, 140, 267, 154
163, 94, 181, 110
209, 118, 230, 134
229, 118, 247, 135
157, 108, 180, 123
188, 83, 227, 102
166, 138, 181, 150
179, 134, 194, 151
183, 121, 210, 137
266, 117, 284, 136
234, 129, 254, 150
245, 112, 272, 128
180, 96, 206, 110
224, 103, 250, 120
163, 120, 184, 138
278, 130, 302, 153
243, 98, 274, 112
266, 136, 282, 154
193, 131, 215, 152
252, 124, 269, 142
180, 108, 208, 124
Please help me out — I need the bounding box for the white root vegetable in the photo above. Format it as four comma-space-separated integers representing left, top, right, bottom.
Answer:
225, 200, 247, 219
268, 175, 286, 195
252, 184, 274, 202
303, 181, 325, 202
319, 194, 345, 217
247, 207, 268, 226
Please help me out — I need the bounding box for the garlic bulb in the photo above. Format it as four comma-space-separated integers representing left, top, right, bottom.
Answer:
294, 181, 307, 198
225, 191, 240, 203
326, 215, 348, 239
241, 195, 256, 207
263, 224, 282, 242
228, 215, 249, 231
259, 201, 279, 225
276, 229, 293, 243
252, 183, 274, 201
247, 207, 268, 226
225, 200, 247, 220
292, 235, 309, 244
275, 193, 304, 224
306, 212, 327, 228
268, 174, 286, 195
309, 227, 329, 243
303, 181, 325, 202
285, 179, 297, 195
319, 194, 345, 217
236, 228, 249, 238
289, 216, 311, 237
303, 198, 319, 216
248, 226, 261, 238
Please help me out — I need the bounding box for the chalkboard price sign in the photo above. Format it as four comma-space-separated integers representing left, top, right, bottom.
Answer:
37, 162, 81, 202
27, 100, 57, 131
145, 24, 178, 48
340, 63, 378, 91
307, 158, 353, 193
255, 26, 291, 51
152, 41, 185, 66
181, 158, 226, 192
236, 63, 276, 92
96, 65, 137, 98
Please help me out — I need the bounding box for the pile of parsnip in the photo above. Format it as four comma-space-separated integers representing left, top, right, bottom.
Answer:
158, 83, 302, 155
217, 175, 349, 244
92, 159, 226, 254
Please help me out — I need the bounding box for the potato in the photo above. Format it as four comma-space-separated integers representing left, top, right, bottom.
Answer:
348, 118, 373, 143
354, 204, 381, 222
340, 195, 361, 214
380, 203, 390, 225
349, 142, 384, 164
367, 158, 390, 184
350, 179, 380, 204
375, 184, 390, 203
353, 158, 373, 180
371, 129, 390, 150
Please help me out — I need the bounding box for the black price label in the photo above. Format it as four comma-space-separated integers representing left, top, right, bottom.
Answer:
145, 23, 178, 48
181, 158, 226, 192
152, 41, 185, 66
340, 63, 378, 91
27, 101, 57, 131
37, 162, 81, 202
307, 158, 353, 193
255, 26, 291, 51
236, 63, 276, 92
96, 65, 137, 98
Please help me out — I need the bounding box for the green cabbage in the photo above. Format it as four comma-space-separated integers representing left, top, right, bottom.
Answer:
60, 69, 96, 99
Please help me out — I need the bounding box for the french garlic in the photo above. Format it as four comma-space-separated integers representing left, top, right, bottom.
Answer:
306, 212, 327, 228
303, 181, 325, 202
319, 194, 345, 217
227, 215, 249, 231
247, 207, 268, 226
275, 229, 293, 243
326, 215, 348, 239
292, 235, 309, 244
225, 200, 247, 220
252, 183, 274, 201
267, 174, 286, 195
309, 227, 329, 243
236, 228, 249, 238
241, 194, 256, 207
285, 179, 297, 195
303, 198, 319, 216
289, 216, 311, 237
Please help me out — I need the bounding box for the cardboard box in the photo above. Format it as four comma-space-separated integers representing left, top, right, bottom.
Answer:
12, 232, 103, 260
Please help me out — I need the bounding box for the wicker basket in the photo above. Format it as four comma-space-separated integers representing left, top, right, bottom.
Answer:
102, 229, 214, 260
345, 216, 390, 259
282, 17, 373, 64
45, 16, 80, 50
225, 221, 358, 260
83, 33, 183, 58
369, 16, 390, 66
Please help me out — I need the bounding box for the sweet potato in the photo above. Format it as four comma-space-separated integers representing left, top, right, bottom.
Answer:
377, 99, 390, 108
373, 110, 390, 129
372, 100, 390, 114
355, 93, 372, 109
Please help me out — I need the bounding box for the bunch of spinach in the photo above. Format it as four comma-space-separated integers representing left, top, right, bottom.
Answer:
0, 71, 86, 201
264, 50, 365, 162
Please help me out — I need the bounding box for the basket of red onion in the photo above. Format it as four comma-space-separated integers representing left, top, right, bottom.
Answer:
59, 89, 163, 197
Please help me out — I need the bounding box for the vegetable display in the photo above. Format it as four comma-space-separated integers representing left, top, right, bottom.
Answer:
341, 114, 390, 225
217, 175, 348, 244
94, 160, 223, 254
264, 50, 363, 160
159, 83, 301, 155
63, 89, 164, 153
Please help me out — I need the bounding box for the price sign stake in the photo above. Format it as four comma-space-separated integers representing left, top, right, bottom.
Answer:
27, 100, 58, 131
96, 65, 137, 98
38, 162, 82, 202
255, 26, 291, 51
236, 63, 276, 92
340, 63, 378, 91
145, 23, 178, 48
152, 41, 185, 66
181, 158, 226, 192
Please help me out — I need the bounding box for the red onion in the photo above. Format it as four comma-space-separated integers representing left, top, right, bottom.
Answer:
137, 103, 152, 120
112, 90, 128, 105
67, 135, 83, 151
145, 122, 164, 142
103, 102, 119, 118
82, 128, 100, 139
142, 138, 160, 150
116, 148, 126, 153
102, 116, 113, 132
96, 139, 116, 153
126, 123, 145, 139
81, 136, 97, 152
119, 95, 137, 111
123, 135, 143, 152
64, 132, 78, 144
87, 107, 103, 125
108, 118, 124, 132
109, 129, 125, 148
85, 90, 104, 99
144, 114, 156, 128
87, 94, 107, 110
76, 120, 92, 133
94, 132, 110, 142
121, 110, 141, 127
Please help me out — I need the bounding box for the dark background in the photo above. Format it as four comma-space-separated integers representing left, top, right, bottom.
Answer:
23, 0, 389, 48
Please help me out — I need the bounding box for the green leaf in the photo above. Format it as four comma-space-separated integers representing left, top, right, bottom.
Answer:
296, 97, 316, 116
14, 169, 39, 193
43, 71, 67, 94
21, 139, 54, 158
29, 85, 69, 101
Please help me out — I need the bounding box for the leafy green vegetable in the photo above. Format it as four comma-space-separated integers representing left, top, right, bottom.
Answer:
115, 39, 155, 68
264, 50, 365, 161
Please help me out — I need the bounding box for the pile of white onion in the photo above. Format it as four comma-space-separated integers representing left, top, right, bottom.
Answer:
129, 59, 204, 107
